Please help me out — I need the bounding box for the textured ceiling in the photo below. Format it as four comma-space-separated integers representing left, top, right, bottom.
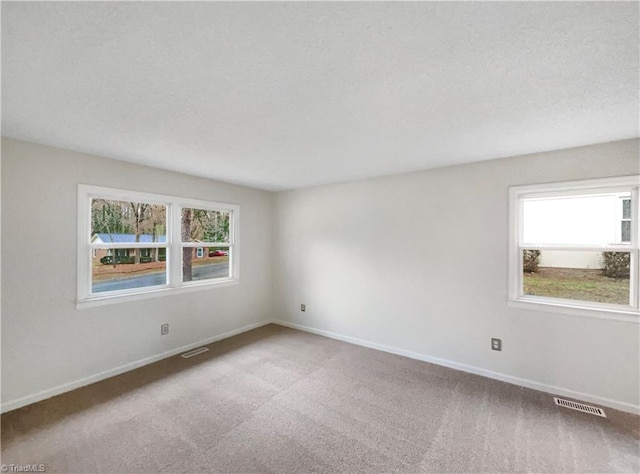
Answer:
2, 2, 638, 191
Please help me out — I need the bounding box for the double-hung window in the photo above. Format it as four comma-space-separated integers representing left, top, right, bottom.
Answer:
78, 185, 239, 307
508, 176, 639, 320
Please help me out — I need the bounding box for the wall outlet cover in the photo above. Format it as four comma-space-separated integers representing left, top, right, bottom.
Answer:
491, 338, 502, 351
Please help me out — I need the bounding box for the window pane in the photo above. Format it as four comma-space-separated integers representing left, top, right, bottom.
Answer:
522, 249, 630, 305
621, 221, 631, 242
622, 199, 631, 220
522, 194, 629, 245
91, 199, 166, 243
92, 248, 167, 293
182, 247, 230, 282
181, 208, 230, 243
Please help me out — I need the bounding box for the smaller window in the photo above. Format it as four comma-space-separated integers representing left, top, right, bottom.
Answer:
196, 247, 204, 258
115, 249, 130, 258
509, 176, 639, 319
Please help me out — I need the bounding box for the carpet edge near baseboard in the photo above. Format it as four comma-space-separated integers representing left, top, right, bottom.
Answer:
0, 320, 272, 414
270, 319, 640, 416
4, 318, 638, 416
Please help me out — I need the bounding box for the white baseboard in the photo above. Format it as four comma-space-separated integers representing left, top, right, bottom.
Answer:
1, 320, 271, 414
4, 318, 638, 416
271, 319, 640, 415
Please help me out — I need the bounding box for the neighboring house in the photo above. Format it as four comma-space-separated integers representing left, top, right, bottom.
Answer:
91, 233, 167, 262
525, 194, 631, 270
90, 234, 224, 262
539, 250, 602, 270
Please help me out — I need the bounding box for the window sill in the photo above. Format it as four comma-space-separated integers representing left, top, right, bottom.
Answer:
507, 298, 640, 323
77, 278, 240, 310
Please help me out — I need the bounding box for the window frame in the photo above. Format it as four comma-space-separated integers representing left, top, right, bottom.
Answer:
77, 185, 240, 309
508, 175, 639, 322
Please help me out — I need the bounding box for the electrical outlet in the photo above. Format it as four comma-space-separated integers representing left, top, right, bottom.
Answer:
161, 323, 169, 335
301, 304, 306, 312
491, 338, 502, 351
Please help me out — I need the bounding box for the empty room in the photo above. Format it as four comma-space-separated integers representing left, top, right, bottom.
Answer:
1, 1, 639, 473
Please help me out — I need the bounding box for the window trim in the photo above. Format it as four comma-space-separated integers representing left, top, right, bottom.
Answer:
508, 175, 639, 322
77, 184, 239, 309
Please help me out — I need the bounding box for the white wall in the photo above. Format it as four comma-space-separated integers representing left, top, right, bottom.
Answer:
273, 139, 640, 411
3, 137, 639, 413
1, 138, 274, 408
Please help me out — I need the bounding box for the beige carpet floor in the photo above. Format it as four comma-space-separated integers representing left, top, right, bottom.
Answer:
1, 324, 639, 473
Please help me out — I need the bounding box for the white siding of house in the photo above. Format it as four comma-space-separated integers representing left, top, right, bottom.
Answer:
539, 250, 602, 269
526, 193, 628, 269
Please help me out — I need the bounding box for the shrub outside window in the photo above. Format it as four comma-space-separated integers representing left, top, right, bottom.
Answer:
78, 185, 239, 308
508, 176, 639, 321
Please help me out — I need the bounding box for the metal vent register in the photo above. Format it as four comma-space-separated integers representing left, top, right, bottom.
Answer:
554, 397, 606, 417
181, 347, 210, 359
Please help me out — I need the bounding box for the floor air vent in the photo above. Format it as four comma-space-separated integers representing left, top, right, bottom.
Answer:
554, 397, 606, 417
181, 347, 209, 359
